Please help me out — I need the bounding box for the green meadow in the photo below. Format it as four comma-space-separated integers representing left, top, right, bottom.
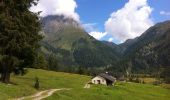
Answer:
0, 69, 169, 100
46, 82, 170, 100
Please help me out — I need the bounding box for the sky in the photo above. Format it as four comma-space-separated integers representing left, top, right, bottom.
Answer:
31, 0, 170, 44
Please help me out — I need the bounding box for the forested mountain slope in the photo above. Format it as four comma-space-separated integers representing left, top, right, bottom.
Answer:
40, 15, 120, 70
121, 21, 170, 73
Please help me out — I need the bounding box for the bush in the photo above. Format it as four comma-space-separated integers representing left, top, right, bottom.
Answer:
34, 77, 40, 89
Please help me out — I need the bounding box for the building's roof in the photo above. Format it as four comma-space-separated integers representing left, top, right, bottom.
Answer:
98, 73, 116, 82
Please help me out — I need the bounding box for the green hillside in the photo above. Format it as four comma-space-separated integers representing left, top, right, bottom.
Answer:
122, 21, 170, 73
103, 21, 170, 76
40, 15, 119, 69
0, 69, 169, 100
41, 16, 170, 76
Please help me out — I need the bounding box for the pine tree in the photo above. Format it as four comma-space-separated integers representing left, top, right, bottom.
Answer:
0, 0, 42, 83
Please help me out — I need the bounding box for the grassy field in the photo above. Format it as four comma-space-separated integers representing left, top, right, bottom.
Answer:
0, 69, 170, 100
0, 69, 89, 100
45, 83, 170, 100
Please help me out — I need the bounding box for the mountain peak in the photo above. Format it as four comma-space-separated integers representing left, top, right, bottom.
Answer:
41, 15, 80, 26
41, 15, 82, 35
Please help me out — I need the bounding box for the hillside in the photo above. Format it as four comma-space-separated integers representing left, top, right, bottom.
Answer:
40, 15, 120, 69
38, 18, 170, 76
0, 69, 169, 100
102, 41, 124, 54
120, 21, 170, 73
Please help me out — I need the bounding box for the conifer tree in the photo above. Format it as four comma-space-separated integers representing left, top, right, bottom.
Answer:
0, 0, 42, 83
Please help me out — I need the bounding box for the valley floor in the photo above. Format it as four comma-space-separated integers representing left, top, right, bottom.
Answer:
0, 69, 169, 100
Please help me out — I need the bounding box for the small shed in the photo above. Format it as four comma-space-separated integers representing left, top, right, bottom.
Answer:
91, 73, 116, 86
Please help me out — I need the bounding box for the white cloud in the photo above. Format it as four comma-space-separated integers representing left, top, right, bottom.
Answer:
105, 0, 154, 43
89, 32, 107, 40
108, 38, 113, 42
160, 11, 170, 16
82, 23, 107, 40
82, 23, 98, 32
30, 0, 80, 22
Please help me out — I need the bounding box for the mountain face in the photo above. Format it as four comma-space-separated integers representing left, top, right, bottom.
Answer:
40, 15, 119, 68
121, 21, 170, 73
101, 21, 170, 74
102, 41, 124, 54
40, 15, 170, 74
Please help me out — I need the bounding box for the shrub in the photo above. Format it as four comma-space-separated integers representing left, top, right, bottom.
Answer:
34, 77, 40, 89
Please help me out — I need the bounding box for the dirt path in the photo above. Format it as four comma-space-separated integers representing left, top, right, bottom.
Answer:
13, 83, 90, 100
84, 84, 90, 88
14, 88, 70, 100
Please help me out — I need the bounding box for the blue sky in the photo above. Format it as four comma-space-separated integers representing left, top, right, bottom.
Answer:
31, 0, 170, 44
76, 0, 128, 32
77, 0, 170, 24
148, 0, 170, 22
76, 0, 170, 43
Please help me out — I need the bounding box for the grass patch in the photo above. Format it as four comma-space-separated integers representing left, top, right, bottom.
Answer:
0, 68, 89, 99
0, 68, 169, 100
139, 78, 157, 84
46, 83, 170, 100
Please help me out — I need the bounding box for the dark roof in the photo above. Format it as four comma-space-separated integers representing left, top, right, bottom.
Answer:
98, 73, 116, 82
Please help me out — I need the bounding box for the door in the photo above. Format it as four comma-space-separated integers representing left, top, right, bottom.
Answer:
97, 80, 101, 84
